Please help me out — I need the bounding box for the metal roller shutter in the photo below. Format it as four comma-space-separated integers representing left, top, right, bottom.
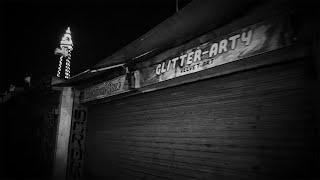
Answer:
84, 59, 315, 180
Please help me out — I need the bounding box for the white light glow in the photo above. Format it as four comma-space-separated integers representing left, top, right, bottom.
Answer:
55, 27, 73, 79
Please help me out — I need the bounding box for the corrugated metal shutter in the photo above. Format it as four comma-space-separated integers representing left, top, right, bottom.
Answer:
84, 59, 316, 180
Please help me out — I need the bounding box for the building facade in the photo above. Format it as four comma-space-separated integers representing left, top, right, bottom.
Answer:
56, 1, 319, 179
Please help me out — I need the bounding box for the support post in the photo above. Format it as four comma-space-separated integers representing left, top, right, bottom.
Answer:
53, 87, 74, 179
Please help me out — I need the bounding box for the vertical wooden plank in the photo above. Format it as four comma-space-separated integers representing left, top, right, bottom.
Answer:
53, 87, 74, 179
67, 90, 88, 179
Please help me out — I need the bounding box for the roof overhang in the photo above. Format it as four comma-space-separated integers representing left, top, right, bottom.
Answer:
55, 0, 260, 87
94, 0, 257, 68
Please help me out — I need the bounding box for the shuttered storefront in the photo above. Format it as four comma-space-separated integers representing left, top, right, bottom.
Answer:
83, 57, 316, 179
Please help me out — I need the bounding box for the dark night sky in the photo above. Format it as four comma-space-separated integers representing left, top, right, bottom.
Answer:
0, 0, 190, 91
